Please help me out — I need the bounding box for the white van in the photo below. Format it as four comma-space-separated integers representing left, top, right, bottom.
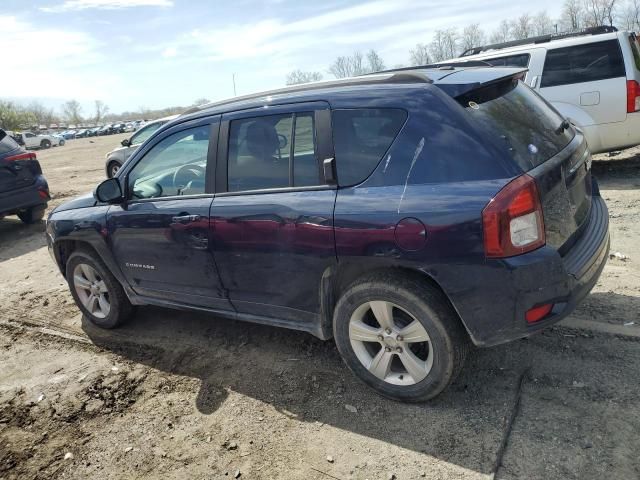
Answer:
448, 26, 640, 154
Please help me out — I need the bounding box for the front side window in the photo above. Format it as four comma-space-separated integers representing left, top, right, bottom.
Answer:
484, 54, 530, 68
333, 108, 406, 186
227, 112, 318, 192
127, 125, 210, 199
541, 40, 625, 88
130, 121, 164, 145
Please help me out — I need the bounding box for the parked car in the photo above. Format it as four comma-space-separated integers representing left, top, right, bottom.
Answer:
46, 67, 609, 401
104, 115, 179, 177
11, 131, 58, 149
446, 26, 640, 154
50, 134, 66, 146
75, 129, 90, 138
0, 129, 49, 224
60, 130, 77, 140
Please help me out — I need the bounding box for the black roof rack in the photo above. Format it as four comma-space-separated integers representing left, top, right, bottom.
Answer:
184, 71, 432, 115
370, 60, 492, 76
460, 25, 618, 57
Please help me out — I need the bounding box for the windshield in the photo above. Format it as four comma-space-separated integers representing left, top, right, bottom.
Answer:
130, 121, 164, 145
458, 80, 575, 171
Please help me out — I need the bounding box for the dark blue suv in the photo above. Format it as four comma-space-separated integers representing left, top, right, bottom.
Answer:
46, 66, 609, 401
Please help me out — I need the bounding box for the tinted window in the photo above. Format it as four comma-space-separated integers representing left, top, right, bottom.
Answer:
128, 125, 210, 199
227, 112, 318, 192
460, 80, 574, 170
485, 54, 530, 68
541, 40, 625, 88
629, 35, 640, 71
130, 121, 164, 145
333, 108, 406, 186
0, 131, 20, 155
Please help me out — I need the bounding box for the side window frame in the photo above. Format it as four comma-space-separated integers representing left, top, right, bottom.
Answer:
118, 115, 220, 203
216, 101, 333, 195
484, 53, 531, 68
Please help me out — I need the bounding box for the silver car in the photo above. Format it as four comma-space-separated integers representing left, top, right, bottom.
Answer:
104, 115, 178, 177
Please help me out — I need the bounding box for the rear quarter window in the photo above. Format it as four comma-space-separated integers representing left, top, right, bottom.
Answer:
484, 54, 530, 68
333, 108, 406, 186
541, 39, 625, 88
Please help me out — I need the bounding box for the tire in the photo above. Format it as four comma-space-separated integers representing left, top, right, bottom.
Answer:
333, 273, 470, 402
17, 205, 46, 224
40, 139, 51, 149
59, 139, 65, 146
107, 161, 121, 178
66, 248, 133, 329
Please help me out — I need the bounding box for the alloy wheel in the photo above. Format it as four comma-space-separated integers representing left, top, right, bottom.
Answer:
349, 300, 433, 386
73, 263, 111, 319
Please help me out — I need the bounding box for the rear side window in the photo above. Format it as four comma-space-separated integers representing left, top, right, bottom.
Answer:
460, 80, 574, 170
333, 108, 406, 186
0, 131, 20, 155
541, 40, 625, 88
628, 35, 640, 71
484, 54, 530, 68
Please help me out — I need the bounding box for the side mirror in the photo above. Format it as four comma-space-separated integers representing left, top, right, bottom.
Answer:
277, 133, 288, 150
95, 178, 124, 204
121, 138, 130, 147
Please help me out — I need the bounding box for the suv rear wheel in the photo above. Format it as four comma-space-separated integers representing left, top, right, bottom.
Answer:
333, 274, 469, 402
40, 139, 51, 149
66, 249, 133, 329
107, 161, 121, 178
18, 205, 45, 224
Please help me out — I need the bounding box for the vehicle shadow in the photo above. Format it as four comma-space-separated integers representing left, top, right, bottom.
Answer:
0, 217, 46, 262
572, 291, 640, 325
592, 155, 640, 190
83, 306, 534, 476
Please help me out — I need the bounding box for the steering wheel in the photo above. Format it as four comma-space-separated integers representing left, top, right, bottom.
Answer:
173, 164, 206, 191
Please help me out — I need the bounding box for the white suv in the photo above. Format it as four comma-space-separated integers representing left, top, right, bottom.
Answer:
447, 26, 640, 154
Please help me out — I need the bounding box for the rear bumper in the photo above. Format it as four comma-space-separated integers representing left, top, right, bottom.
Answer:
449, 191, 609, 347
0, 176, 49, 217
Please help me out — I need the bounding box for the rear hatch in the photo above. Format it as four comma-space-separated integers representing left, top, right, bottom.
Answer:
436, 69, 592, 251
0, 130, 38, 194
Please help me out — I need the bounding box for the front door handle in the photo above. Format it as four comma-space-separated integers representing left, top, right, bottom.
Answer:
171, 214, 201, 223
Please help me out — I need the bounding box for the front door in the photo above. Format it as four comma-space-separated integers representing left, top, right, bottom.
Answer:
107, 118, 231, 310
211, 102, 337, 324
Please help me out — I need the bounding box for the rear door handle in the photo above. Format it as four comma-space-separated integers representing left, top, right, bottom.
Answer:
171, 214, 201, 223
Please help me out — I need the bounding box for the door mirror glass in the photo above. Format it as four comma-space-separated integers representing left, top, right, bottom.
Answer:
121, 138, 130, 147
95, 178, 123, 203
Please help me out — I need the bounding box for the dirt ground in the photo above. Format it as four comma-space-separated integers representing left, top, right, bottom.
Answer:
0, 135, 639, 480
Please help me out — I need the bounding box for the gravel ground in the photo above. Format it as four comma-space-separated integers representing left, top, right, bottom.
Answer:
0, 135, 639, 479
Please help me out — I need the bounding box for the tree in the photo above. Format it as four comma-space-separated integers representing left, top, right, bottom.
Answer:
409, 43, 431, 65
429, 29, 459, 62
94, 100, 109, 124
192, 98, 211, 106
490, 20, 513, 44
285, 70, 323, 85
561, 0, 584, 30
618, 0, 640, 30
583, 0, 617, 27
62, 100, 83, 124
0, 101, 35, 130
460, 24, 486, 54
511, 13, 533, 39
533, 11, 555, 35
366, 49, 386, 73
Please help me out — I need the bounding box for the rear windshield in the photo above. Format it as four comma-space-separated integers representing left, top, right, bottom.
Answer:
0, 130, 20, 155
459, 80, 574, 171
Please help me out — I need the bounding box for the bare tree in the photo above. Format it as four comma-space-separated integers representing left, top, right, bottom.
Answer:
94, 100, 109, 124
409, 43, 431, 65
490, 20, 513, 44
511, 13, 534, 39
286, 70, 323, 85
192, 98, 211, 106
62, 100, 83, 125
583, 0, 617, 26
533, 11, 555, 35
618, 0, 640, 30
429, 29, 459, 62
460, 24, 486, 53
561, 0, 584, 30
366, 49, 386, 73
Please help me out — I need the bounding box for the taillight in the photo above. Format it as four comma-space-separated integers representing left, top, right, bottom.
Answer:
627, 80, 640, 113
525, 303, 553, 323
5, 152, 37, 162
482, 174, 545, 258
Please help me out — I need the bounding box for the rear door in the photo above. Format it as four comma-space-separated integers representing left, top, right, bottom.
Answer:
539, 39, 627, 125
211, 102, 337, 324
0, 132, 35, 194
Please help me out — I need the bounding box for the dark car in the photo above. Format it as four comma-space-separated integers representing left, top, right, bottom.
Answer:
0, 129, 50, 223
45, 66, 609, 401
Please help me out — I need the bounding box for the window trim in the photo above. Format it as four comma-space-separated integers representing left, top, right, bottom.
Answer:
119, 116, 220, 204
540, 39, 626, 89
216, 101, 333, 196
483, 53, 531, 68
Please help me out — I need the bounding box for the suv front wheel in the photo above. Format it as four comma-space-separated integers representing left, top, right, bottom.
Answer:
66, 249, 133, 328
333, 274, 469, 402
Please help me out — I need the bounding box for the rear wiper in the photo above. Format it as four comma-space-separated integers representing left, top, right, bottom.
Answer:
555, 119, 571, 135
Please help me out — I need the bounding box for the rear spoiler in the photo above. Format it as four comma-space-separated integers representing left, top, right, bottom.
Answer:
432, 67, 528, 98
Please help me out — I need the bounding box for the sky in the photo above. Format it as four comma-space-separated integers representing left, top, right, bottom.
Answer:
1, 0, 566, 115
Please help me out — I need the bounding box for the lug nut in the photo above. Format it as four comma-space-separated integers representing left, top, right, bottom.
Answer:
377, 335, 384, 341
385, 347, 391, 352
396, 347, 403, 353
397, 335, 403, 341
385, 328, 392, 334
